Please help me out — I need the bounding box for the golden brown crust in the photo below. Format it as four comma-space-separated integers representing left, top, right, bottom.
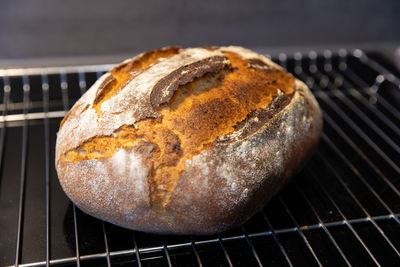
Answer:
55, 46, 322, 234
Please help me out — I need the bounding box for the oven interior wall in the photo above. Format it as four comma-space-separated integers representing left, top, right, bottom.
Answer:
1, 0, 399, 60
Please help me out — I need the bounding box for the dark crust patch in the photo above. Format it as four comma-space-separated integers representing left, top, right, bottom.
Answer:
93, 74, 117, 106
150, 56, 230, 109
135, 141, 158, 157
80, 104, 90, 114
248, 58, 272, 71
216, 89, 294, 144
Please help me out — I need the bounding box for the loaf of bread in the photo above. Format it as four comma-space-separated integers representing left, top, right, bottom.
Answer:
56, 46, 322, 234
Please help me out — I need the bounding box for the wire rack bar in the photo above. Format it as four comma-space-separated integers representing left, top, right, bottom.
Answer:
0, 64, 115, 77
71, 205, 81, 267
41, 74, 51, 267
0, 77, 9, 259
241, 226, 263, 266
131, 232, 143, 267
0, 76, 11, 263
0, 76, 10, 161
102, 222, 111, 267
162, 241, 172, 267
0, 110, 66, 123
278, 53, 288, 70
190, 238, 203, 267
60, 72, 69, 110
14, 76, 30, 266
0, 98, 64, 113
78, 71, 87, 95
217, 235, 233, 267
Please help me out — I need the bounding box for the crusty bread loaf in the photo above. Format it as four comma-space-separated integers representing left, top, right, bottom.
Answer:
55, 46, 322, 234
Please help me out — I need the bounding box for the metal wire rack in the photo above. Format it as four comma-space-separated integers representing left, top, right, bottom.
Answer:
0, 49, 399, 266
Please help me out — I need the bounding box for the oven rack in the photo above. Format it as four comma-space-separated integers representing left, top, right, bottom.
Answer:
0, 49, 399, 266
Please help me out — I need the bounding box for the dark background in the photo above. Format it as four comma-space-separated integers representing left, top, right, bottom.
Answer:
1, 0, 399, 63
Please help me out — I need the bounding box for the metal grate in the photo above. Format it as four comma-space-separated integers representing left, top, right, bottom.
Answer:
0, 49, 399, 266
